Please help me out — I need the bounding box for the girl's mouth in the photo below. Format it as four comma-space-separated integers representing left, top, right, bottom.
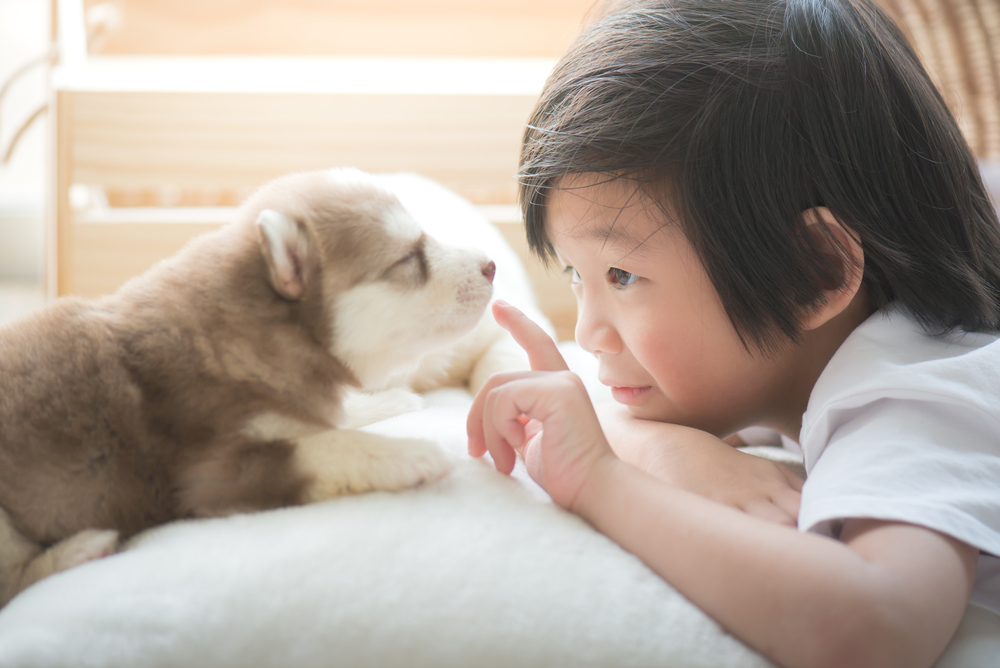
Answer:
611, 386, 654, 405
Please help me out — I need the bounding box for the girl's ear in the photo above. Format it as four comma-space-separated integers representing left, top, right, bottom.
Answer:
799, 207, 865, 331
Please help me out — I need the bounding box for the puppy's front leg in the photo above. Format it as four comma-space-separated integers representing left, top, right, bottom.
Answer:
294, 430, 453, 501
180, 430, 453, 517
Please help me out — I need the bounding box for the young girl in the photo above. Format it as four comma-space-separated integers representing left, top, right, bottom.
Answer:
466, 0, 1000, 666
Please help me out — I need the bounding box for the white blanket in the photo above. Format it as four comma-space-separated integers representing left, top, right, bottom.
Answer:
0, 344, 996, 667
2, 164, 996, 665
0, 342, 779, 668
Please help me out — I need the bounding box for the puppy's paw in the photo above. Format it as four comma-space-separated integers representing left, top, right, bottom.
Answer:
51, 529, 119, 573
297, 430, 455, 499
366, 438, 455, 492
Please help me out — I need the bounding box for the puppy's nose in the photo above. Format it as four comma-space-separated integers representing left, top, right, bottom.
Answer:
482, 260, 496, 283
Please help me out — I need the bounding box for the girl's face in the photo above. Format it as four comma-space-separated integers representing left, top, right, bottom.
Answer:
548, 174, 805, 437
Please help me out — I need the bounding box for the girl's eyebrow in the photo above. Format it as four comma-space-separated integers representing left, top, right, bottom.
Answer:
575, 186, 670, 253
579, 218, 667, 261
581, 220, 645, 249
586, 186, 644, 250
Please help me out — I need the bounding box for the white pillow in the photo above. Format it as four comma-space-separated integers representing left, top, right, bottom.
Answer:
0, 385, 774, 668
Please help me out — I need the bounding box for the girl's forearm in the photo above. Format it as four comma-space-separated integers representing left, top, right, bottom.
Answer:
594, 405, 803, 525
573, 457, 961, 668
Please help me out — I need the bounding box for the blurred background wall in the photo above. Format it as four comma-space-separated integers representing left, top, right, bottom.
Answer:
3, 0, 999, 312
0, 0, 47, 282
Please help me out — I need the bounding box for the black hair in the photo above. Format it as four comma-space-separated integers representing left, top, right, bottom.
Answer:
519, 0, 1000, 353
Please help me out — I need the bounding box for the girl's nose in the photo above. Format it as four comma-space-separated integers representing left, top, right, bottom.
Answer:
574, 297, 622, 355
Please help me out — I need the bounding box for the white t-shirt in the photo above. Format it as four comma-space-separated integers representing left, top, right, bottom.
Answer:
797, 304, 1000, 616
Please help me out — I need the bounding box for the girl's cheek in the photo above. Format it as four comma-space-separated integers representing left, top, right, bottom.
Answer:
636, 327, 703, 383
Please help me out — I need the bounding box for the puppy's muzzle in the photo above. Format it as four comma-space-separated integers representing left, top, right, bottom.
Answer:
482, 261, 496, 283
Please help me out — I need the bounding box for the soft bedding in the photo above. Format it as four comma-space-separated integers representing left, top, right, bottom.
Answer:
2, 167, 997, 666
0, 343, 774, 668
0, 343, 997, 667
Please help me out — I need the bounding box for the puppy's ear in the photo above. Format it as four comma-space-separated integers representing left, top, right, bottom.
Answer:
256, 209, 311, 300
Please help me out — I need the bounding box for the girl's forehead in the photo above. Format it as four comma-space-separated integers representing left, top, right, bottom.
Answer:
547, 174, 674, 252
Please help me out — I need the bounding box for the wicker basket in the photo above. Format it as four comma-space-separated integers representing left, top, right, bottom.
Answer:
878, 0, 1000, 159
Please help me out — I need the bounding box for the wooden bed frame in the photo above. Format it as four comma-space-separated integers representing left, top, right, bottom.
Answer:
48, 0, 592, 340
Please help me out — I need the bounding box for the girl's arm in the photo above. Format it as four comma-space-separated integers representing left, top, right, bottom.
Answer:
594, 401, 803, 526
469, 302, 978, 668
577, 456, 977, 668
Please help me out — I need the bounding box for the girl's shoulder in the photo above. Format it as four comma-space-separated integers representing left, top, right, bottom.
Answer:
810, 303, 999, 403
801, 303, 1000, 447
797, 305, 1000, 588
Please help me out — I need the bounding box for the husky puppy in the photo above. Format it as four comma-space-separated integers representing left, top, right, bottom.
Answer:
0, 168, 497, 606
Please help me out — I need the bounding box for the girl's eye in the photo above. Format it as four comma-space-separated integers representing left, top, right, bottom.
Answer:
563, 266, 582, 284
608, 268, 638, 287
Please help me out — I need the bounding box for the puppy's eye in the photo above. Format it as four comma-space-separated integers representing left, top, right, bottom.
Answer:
386, 245, 428, 285
392, 247, 425, 270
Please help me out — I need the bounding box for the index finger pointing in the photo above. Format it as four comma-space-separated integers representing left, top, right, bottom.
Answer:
492, 300, 569, 372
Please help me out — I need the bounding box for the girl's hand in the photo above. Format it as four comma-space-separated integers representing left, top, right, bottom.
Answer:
467, 301, 615, 510
596, 403, 803, 526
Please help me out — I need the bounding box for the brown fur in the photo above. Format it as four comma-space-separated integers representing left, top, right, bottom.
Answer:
0, 169, 487, 606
